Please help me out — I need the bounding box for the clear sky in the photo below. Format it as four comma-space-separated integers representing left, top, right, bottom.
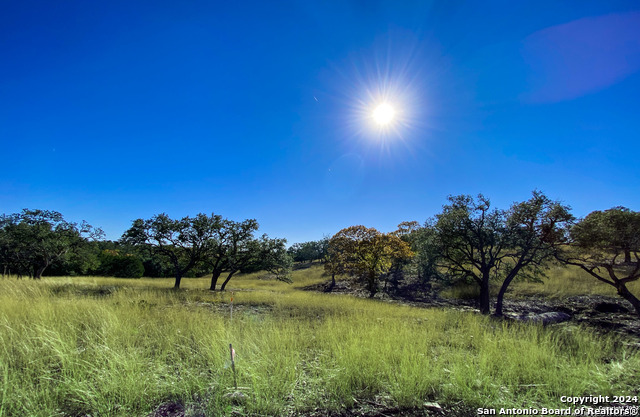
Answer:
2, 1, 639, 243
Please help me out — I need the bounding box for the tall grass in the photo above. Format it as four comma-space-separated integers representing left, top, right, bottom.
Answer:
441, 264, 640, 300
0, 267, 638, 416
512, 265, 640, 298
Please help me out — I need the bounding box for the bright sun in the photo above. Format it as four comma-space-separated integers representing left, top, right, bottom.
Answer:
372, 103, 395, 125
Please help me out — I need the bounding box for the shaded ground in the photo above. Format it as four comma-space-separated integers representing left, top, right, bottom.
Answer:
500, 295, 640, 341
149, 401, 476, 417
303, 279, 640, 344
149, 399, 639, 417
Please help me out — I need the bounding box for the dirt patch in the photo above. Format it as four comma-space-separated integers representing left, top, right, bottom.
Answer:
148, 400, 476, 417
186, 300, 273, 318
294, 403, 474, 417
49, 283, 120, 298
149, 402, 185, 417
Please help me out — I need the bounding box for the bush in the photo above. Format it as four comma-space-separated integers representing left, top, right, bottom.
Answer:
97, 250, 144, 278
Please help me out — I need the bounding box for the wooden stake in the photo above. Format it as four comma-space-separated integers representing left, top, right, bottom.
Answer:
229, 343, 237, 389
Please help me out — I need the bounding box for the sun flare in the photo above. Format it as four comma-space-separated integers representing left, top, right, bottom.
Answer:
372, 103, 395, 125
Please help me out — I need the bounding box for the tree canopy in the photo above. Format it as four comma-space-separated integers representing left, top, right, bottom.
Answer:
121, 213, 292, 291
0, 209, 102, 279
287, 238, 329, 263
240, 235, 293, 282
559, 207, 640, 316
494, 192, 573, 315
205, 218, 256, 291
432, 192, 572, 315
325, 225, 413, 297
121, 213, 220, 288
433, 194, 507, 313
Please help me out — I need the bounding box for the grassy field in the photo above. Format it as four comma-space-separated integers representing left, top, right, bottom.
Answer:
511, 265, 640, 298
0, 266, 638, 416
442, 264, 640, 300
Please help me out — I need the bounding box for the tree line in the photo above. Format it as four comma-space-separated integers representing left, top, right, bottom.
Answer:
0, 210, 104, 279
1, 192, 639, 317
287, 238, 329, 264
0, 211, 292, 290
324, 191, 640, 317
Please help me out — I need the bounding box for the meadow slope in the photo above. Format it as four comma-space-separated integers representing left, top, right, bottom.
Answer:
0, 266, 638, 416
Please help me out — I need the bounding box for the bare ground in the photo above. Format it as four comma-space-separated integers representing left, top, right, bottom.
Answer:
148, 401, 477, 417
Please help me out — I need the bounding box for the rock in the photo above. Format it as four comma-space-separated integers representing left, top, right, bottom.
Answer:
595, 302, 629, 314
424, 401, 443, 412
223, 391, 248, 405
516, 312, 572, 325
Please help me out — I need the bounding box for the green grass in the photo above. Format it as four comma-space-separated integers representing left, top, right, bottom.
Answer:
0, 266, 638, 416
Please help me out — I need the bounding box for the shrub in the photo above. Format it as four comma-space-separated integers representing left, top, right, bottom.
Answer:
98, 250, 144, 278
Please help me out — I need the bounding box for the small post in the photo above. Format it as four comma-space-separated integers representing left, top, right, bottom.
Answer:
229, 343, 237, 389
230, 292, 234, 322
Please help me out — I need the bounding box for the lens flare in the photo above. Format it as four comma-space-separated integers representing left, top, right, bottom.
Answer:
319, 29, 433, 154
372, 103, 396, 125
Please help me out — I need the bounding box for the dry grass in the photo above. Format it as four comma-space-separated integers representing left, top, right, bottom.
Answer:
441, 264, 640, 300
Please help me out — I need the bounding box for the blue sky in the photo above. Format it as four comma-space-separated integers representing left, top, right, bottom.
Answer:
2, 1, 639, 243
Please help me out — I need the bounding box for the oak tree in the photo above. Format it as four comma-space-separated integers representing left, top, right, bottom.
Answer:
559, 207, 640, 316
434, 195, 506, 314
0, 209, 102, 279
495, 192, 573, 315
325, 225, 413, 297
121, 213, 219, 288
288, 238, 329, 263
240, 235, 293, 282
216, 219, 259, 291
433, 192, 571, 315
393, 221, 440, 286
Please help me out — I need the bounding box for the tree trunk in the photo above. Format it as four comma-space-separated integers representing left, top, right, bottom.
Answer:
479, 272, 491, 315
220, 270, 237, 291
173, 274, 182, 289
495, 277, 513, 317
325, 274, 336, 292
625, 250, 632, 264
495, 267, 523, 316
171, 257, 184, 289
367, 271, 377, 298
617, 284, 640, 317
209, 270, 222, 291
34, 264, 47, 279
